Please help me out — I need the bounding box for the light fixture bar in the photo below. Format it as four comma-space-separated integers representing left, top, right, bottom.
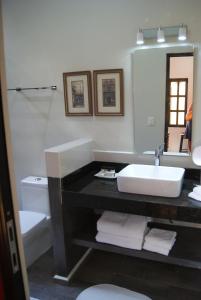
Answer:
136, 24, 188, 45
142, 25, 187, 39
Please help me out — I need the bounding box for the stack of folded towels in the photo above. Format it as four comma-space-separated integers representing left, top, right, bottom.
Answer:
143, 228, 177, 256
96, 211, 148, 250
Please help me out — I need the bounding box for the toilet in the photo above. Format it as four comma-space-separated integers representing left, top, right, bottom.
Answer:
76, 284, 152, 300
19, 176, 52, 267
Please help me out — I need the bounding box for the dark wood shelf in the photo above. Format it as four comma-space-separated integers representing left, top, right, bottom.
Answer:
62, 161, 201, 223
72, 222, 201, 270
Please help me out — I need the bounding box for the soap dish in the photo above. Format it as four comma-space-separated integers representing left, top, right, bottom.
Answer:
94, 169, 118, 179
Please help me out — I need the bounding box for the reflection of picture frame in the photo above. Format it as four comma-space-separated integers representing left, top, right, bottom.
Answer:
63, 71, 93, 116
93, 69, 124, 116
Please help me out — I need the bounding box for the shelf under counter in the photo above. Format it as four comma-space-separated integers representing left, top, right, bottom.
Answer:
72, 222, 201, 270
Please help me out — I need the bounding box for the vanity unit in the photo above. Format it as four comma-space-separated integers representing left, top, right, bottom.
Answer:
48, 161, 201, 281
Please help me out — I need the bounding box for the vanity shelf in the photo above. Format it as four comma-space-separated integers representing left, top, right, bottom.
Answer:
49, 161, 201, 277
72, 222, 201, 270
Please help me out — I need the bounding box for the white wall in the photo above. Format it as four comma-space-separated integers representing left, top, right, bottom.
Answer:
2, 0, 201, 204
45, 138, 94, 178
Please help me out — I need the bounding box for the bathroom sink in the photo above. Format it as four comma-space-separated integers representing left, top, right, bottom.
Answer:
117, 164, 185, 198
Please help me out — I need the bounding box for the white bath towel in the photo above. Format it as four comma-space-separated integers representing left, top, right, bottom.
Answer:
97, 211, 148, 238
143, 238, 176, 256
96, 231, 144, 250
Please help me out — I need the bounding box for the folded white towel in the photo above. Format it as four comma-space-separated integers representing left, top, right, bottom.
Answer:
144, 238, 176, 251
193, 185, 201, 193
144, 228, 177, 249
97, 211, 148, 238
188, 185, 201, 201
188, 191, 201, 202
96, 231, 144, 250
143, 238, 176, 256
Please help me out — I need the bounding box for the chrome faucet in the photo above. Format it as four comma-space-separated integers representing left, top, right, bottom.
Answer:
154, 144, 164, 166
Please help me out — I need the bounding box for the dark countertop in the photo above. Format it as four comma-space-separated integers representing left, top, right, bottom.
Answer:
62, 161, 201, 223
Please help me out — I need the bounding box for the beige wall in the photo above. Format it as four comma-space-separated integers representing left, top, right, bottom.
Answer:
170, 56, 194, 107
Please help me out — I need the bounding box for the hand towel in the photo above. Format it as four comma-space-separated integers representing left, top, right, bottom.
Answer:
194, 185, 201, 193
143, 238, 176, 256
96, 231, 144, 250
143, 238, 176, 251
188, 191, 201, 202
188, 185, 201, 201
97, 211, 148, 238
144, 228, 177, 249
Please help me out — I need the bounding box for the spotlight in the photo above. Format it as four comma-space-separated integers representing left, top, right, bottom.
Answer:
178, 25, 187, 41
136, 29, 144, 45
157, 28, 165, 43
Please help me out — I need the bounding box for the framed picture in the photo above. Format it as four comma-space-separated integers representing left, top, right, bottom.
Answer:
63, 71, 93, 116
93, 69, 124, 116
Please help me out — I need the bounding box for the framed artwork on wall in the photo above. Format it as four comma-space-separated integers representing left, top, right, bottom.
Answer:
93, 69, 124, 116
63, 71, 93, 116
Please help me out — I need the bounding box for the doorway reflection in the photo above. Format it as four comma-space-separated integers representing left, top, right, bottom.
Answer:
165, 53, 194, 153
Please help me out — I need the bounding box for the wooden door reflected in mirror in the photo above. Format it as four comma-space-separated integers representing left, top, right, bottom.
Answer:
165, 53, 194, 154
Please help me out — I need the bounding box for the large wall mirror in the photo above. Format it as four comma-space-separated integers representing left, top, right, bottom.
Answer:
133, 44, 194, 157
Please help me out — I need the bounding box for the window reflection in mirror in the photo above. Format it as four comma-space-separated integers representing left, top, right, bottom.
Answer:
165, 53, 194, 154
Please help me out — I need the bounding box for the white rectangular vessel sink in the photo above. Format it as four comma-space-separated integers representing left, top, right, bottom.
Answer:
117, 164, 185, 198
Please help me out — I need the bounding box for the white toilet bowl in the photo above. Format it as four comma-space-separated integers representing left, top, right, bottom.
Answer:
76, 284, 152, 300
19, 210, 52, 267
19, 176, 52, 267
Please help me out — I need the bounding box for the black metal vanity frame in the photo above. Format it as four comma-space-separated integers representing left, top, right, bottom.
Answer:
48, 161, 201, 278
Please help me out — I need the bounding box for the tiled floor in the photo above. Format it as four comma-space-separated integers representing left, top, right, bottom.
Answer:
28, 249, 88, 300
28, 248, 201, 300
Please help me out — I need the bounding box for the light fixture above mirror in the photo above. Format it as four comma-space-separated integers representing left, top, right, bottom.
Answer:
136, 25, 187, 45
178, 25, 187, 41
